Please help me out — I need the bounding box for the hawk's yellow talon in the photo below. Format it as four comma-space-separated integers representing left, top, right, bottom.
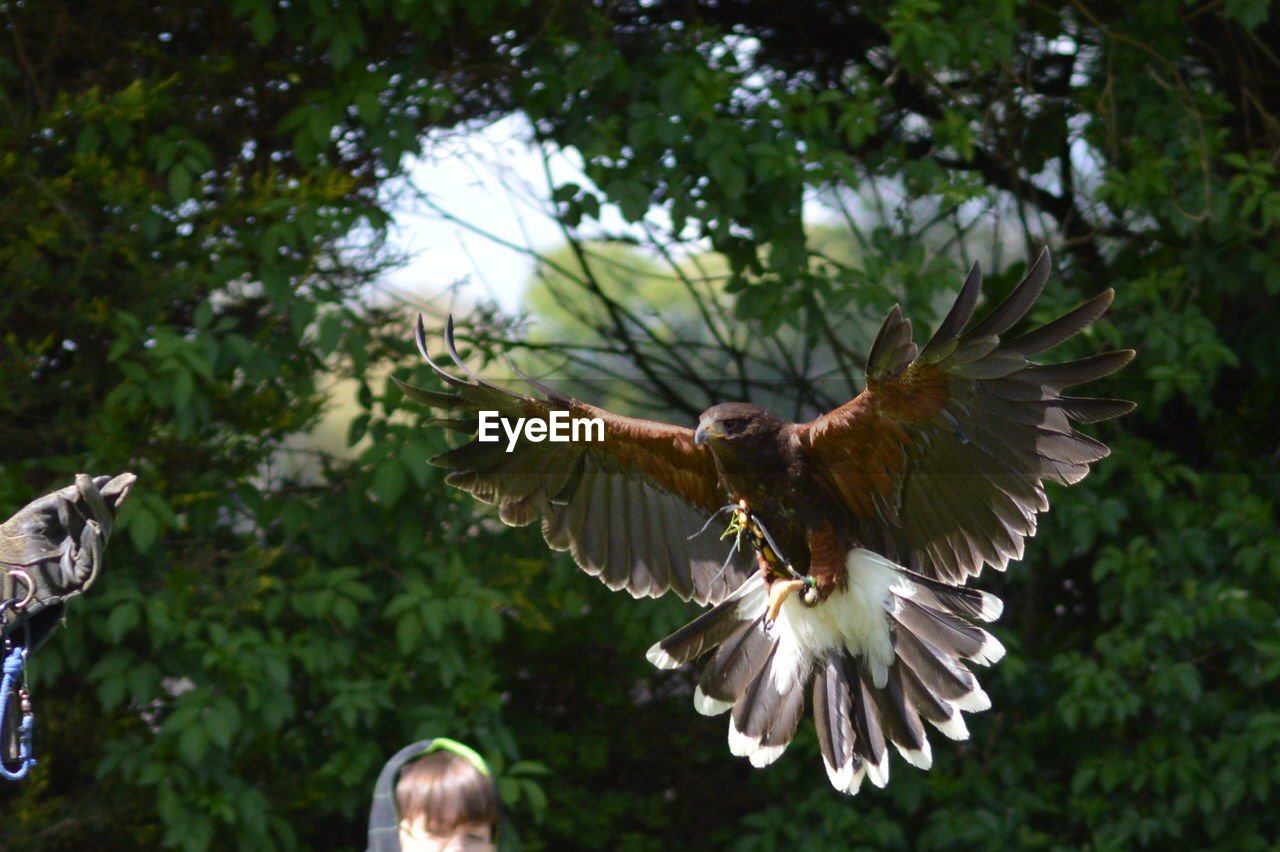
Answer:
765, 578, 807, 625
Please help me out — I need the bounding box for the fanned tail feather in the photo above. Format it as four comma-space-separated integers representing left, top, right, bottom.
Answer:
645, 549, 1005, 794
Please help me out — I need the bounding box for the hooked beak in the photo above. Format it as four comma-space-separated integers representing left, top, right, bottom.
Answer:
694, 420, 723, 446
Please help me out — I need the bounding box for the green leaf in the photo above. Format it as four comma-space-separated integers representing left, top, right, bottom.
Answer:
204, 696, 242, 750
608, 177, 650, 221
76, 125, 102, 156
330, 31, 353, 70
508, 759, 552, 776
193, 302, 213, 329
250, 6, 276, 43
348, 412, 371, 446
372, 458, 406, 505
1225, 0, 1270, 29
307, 106, 333, 151
395, 613, 422, 654
105, 601, 140, 642
552, 182, 580, 203
355, 89, 382, 124
167, 164, 192, 202
127, 506, 158, 552
178, 722, 209, 766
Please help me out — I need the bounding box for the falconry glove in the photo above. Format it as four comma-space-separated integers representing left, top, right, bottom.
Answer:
1, 472, 136, 653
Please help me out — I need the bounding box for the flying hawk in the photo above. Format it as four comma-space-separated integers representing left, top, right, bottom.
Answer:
395, 249, 1133, 794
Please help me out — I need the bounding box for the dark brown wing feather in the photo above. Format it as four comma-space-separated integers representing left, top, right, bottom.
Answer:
800, 249, 1135, 584
396, 317, 753, 606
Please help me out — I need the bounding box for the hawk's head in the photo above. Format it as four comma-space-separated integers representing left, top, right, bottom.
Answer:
695, 403, 782, 451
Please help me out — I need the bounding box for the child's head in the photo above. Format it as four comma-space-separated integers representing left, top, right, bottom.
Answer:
396, 746, 499, 851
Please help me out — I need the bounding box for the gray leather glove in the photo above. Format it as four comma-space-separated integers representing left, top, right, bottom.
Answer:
1, 473, 136, 650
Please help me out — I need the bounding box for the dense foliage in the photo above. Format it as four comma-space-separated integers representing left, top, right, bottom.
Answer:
2, 0, 1278, 849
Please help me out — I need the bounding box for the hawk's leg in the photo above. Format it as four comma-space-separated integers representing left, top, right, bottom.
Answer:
728, 500, 818, 627
733, 500, 800, 581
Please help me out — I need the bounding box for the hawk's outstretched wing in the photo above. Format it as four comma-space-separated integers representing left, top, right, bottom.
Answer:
395, 318, 753, 606
799, 248, 1135, 584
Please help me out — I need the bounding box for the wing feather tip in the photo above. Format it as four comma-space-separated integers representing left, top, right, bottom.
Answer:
865, 751, 891, 788
896, 739, 933, 771
694, 686, 732, 716
728, 721, 788, 767
822, 757, 854, 792
932, 710, 970, 741
823, 757, 867, 795
972, 631, 1007, 666
646, 642, 680, 670
977, 590, 1004, 622
953, 685, 992, 713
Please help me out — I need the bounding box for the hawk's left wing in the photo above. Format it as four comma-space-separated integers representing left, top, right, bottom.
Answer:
799, 249, 1134, 584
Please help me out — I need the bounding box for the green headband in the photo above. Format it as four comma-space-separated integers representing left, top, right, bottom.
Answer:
421, 737, 491, 778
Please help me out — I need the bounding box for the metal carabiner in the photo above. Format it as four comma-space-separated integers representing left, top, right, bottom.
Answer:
5, 569, 35, 611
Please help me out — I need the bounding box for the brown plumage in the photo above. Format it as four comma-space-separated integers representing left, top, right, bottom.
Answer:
396, 248, 1134, 794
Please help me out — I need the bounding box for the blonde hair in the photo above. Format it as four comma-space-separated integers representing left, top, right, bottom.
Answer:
396, 750, 499, 836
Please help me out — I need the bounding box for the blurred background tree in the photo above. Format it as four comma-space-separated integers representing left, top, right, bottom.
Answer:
2, 0, 1278, 849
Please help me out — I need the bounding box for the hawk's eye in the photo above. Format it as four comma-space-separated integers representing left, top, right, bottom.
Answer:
725, 418, 742, 430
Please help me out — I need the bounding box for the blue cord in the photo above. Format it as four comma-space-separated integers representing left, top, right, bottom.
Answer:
1, 644, 35, 780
